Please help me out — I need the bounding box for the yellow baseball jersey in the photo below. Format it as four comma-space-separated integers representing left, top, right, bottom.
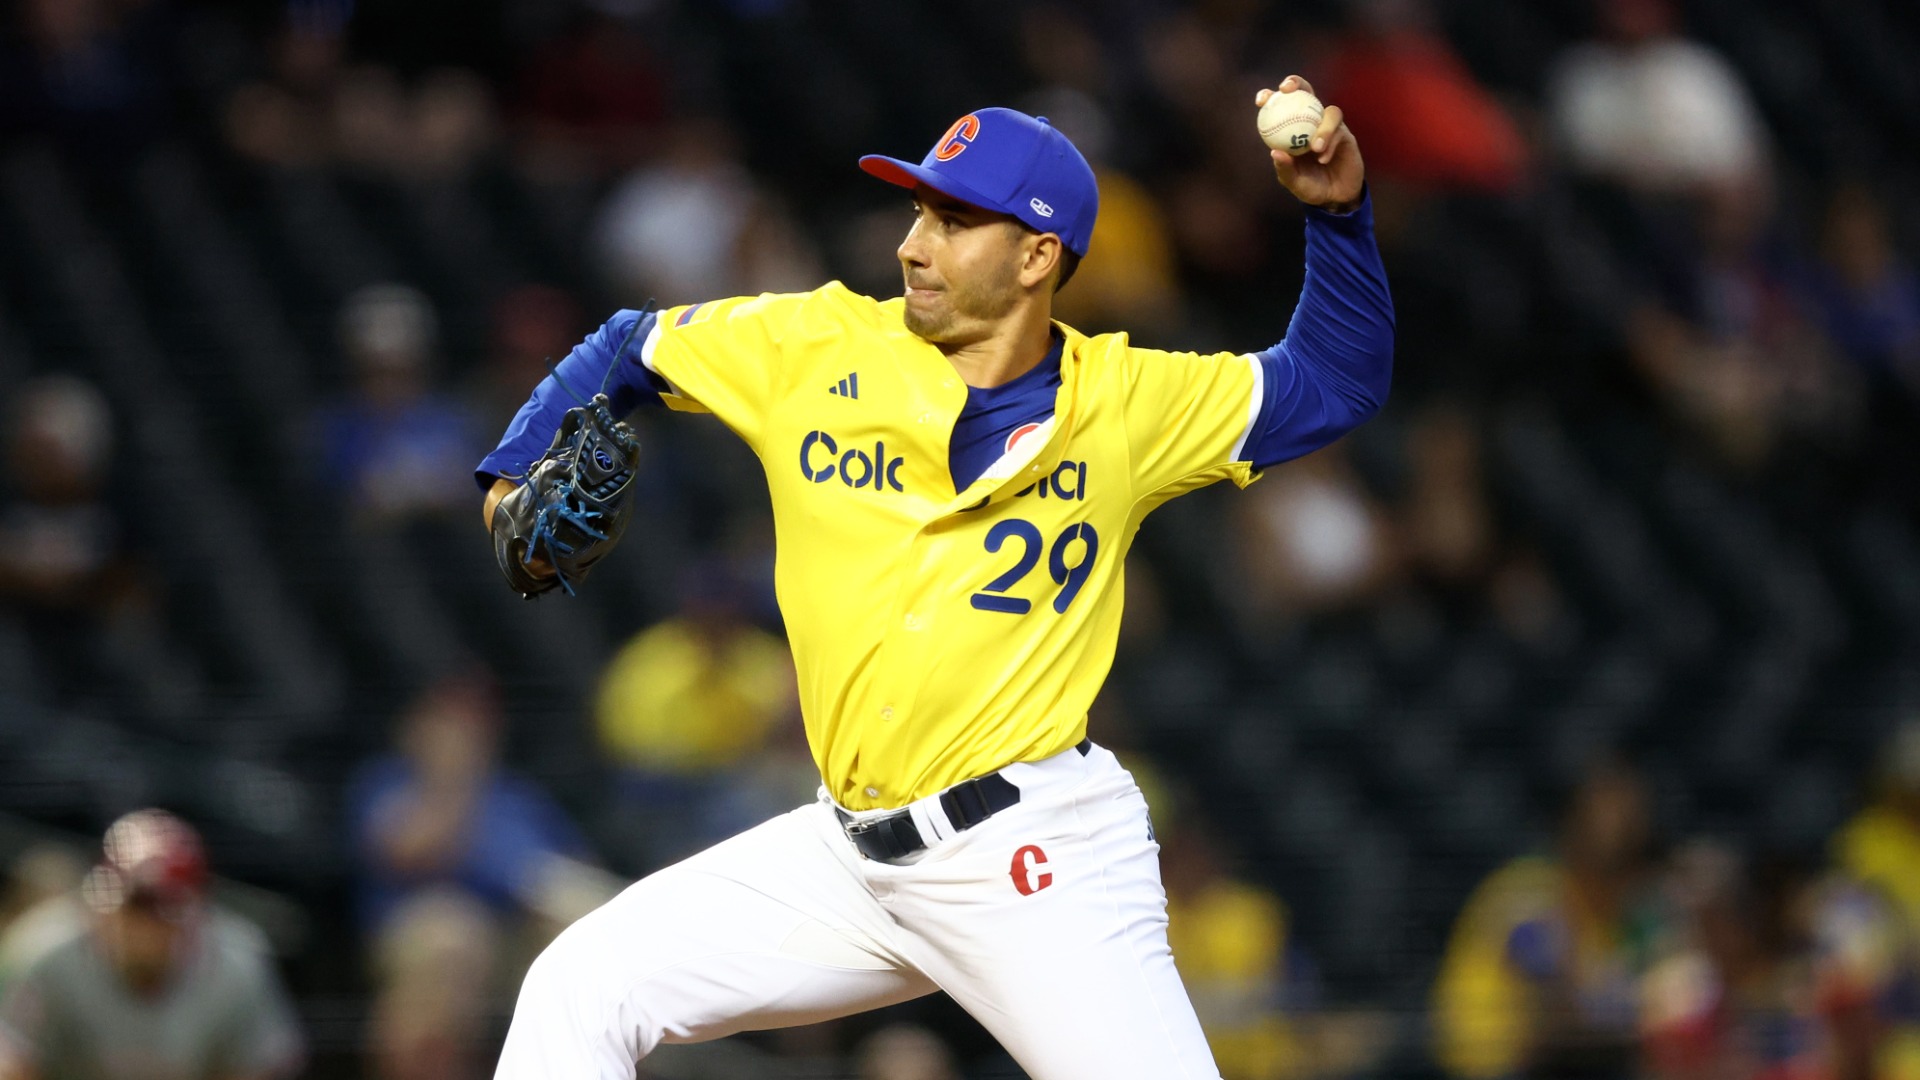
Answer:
639, 283, 1262, 810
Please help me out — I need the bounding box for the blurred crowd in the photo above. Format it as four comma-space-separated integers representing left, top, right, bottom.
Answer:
2, 0, 1919, 1076
1435, 745, 1920, 1080
4, 730, 1920, 1078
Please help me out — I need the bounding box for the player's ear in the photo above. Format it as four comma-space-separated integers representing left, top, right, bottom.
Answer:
1018, 231, 1063, 291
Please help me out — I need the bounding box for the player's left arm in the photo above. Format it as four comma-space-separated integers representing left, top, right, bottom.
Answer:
476, 307, 668, 512
1241, 75, 1395, 471
476, 292, 804, 530
473, 308, 666, 590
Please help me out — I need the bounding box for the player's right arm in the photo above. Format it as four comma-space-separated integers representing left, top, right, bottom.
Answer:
1124, 76, 1392, 503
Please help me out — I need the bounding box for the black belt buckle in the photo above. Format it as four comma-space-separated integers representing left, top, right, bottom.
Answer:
840, 809, 923, 863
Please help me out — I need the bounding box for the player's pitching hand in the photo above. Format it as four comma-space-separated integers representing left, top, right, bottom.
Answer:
1259, 76, 1364, 213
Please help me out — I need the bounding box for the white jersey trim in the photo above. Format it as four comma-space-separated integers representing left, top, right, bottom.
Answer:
637, 317, 688, 399
1229, 353, 1264, 463
978, 416, 1058, 484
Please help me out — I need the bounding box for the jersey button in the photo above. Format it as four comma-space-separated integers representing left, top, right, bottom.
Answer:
865, 787, 880, 799
903, 613, 921, 630
880, 705, 894, 721
917, 412, 932, 424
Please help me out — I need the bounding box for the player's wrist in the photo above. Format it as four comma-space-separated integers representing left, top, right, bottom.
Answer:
1306, 184, 1367, 217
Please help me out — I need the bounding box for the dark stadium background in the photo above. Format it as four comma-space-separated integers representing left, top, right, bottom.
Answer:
2, 0, 1919, 1076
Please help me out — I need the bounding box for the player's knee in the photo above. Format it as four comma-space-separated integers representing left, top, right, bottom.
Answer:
516, 907, 609, 1009
513, 932, 569, 1010
500, 920, 657, 1076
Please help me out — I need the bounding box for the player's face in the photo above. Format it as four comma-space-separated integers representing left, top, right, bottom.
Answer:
898, 189, 1028, 344
99, 902, 190, 994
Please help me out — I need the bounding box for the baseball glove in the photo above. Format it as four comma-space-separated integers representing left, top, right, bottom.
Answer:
491, 394, 642, 598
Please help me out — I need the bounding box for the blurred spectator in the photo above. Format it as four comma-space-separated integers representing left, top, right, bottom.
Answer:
1486, 550, 1577, 654
1393, 405, 1574, 649
226, 4, 494, 179
511, 11, 671, 180
1400, 405, 1498, 599
1167, 168, 1273, 287
0, 847, 84, 934
1807, 186, 1920, 403
0, 377, 136, 618
594, 120, 825, 304
1054, 162, 1184, 337
1638, 846, 1828, 1080
223, 5, 351, 171
1545, 0, 1767, 195
0, 376, 167, 703
313, 284, 483, 523
1012, 13, 1185, 338
0, 810, 303, 1080
347, 675, 599, 931
336, 67, 495, 181
1320, 0, 1528, 194
1140, 12, 1237, 129
0, 846, 86, 983
1804, 870, 1920, 1080
349, 675, 611, 1078
596, 564, 801, 864
1020, 87, 1186, 339
469, 284, 586, 435
1626, 184, 1854, 470
1834, 722, 1920, 950
1230, 443, 1401, 631
0, 0, 167, 155
1017, 7, 1116, 103
1827, 727, 1920, 1079
1161, 819, 1309, 1080
1434, 760, 1663, 1079
366, 888, 503, 1080
1160, 809, 1391, 1080
855, 1024, 961, 1080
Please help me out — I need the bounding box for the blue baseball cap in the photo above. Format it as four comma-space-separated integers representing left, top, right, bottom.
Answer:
860, 108, 1099, 257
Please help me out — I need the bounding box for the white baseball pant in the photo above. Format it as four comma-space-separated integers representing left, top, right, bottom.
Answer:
493, 742, 1223, 1079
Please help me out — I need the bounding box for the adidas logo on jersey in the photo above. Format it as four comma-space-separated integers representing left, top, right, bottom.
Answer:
827, 373, 860, 399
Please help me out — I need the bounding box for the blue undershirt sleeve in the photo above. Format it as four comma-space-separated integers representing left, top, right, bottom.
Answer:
1244, 192, 1396, 471
474, 308, 666, 490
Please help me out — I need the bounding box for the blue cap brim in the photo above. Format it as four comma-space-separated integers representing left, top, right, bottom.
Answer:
858, 155, 1026, 230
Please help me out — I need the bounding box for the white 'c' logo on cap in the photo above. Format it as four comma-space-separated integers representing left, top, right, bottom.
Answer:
1029, 197, 1055, 218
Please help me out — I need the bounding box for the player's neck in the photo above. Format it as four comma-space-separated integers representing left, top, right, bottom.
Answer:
939, 301, 1055, 390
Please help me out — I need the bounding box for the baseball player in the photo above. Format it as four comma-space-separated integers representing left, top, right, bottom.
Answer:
478, 75, 1392, 1078
0, 810, 304, 1080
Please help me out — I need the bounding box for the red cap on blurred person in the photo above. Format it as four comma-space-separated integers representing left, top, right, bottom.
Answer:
83, 809, 209, 921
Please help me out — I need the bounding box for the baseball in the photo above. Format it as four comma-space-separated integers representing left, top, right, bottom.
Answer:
1257, 87, 1325, 156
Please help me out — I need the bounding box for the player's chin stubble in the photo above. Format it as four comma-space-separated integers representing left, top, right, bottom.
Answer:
902, 266, 1019, 344
901, 291, 949, 341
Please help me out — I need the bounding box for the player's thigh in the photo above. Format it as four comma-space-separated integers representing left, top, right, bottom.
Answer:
497, 804, 935, 1078
895, 767, 1222, 1080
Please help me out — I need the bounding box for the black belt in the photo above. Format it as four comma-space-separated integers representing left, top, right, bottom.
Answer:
836, 738, 1092, 863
